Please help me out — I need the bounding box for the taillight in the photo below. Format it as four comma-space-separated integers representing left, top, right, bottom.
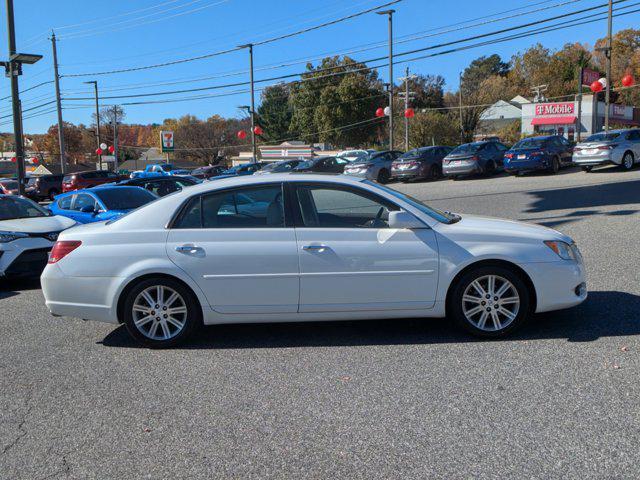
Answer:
48, 241, 82, 264
598, 144, 617, 150
471, 155, 479, 161
504, 153, 514, 159
529, 151, 544, 156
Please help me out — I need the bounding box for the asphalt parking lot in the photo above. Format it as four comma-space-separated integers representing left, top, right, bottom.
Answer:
1, 165, 639, 479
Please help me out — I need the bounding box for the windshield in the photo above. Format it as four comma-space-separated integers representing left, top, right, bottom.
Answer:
1, 181, 19, 190
94, 188, 157, 210
449, 143, 482, 155
0, 196, 49, 220
295, 160, 315, 169
364, 181, 458, 224
513, 138, 548, 149
585, 132, 621, 142
27, 177, 38, 186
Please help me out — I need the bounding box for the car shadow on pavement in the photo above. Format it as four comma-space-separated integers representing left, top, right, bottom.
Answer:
526, 178, 640, 213
99, 291, 640, 349
0, 278, 41, 300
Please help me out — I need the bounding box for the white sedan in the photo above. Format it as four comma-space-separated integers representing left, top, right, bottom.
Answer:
41, 174, 587, 347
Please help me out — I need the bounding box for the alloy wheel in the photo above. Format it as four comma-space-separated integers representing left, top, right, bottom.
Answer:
132, 285, 188, 341
623, 152, 634, 170
462, 275, 520, 332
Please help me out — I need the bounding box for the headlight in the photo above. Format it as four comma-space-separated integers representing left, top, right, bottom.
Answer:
0, 231, 29, 243
544, 240, 578, 261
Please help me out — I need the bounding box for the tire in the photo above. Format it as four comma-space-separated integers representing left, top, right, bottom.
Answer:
377, 169, 390, 184
621, 151, 634, 171
48, 189, 59, 201
122, 277, 201, 348
428, 164, 442, 181
449, 265, 531, 338
581, 166, 593, 173
549, 156, 560, 174
484, 161, 496, 176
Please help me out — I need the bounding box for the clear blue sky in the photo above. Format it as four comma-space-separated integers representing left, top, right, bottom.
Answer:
0, 0, 636, 133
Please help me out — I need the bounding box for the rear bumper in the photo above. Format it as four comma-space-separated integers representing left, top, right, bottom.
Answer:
573, 151, 620, 166
505, 158, 548, 172
443, 161, 481, 175
391, 167, 421, 179
41, 263, 120, 323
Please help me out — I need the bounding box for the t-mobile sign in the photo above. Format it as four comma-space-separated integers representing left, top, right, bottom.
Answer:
534, 102, 575, 116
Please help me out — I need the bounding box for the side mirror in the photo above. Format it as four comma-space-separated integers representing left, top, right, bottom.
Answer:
388, 211, 428, 229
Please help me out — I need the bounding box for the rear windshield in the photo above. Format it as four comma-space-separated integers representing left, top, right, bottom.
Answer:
0, 196, 49, 220
94, 188, 156, 210
400, 148, 431, 158
450, 143, 482, 155
585, 132, 621, 142
513, 138, 548, 149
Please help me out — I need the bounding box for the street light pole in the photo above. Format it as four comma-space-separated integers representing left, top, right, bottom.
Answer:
458, 72, 464, 143
5, 0, 25, 194
377, 9, 395, 150
84, 81, 102, 170
112, 105, 119, 173
239, 43, 257, 163
604, 0, 613, 132
51, 31, 66, 174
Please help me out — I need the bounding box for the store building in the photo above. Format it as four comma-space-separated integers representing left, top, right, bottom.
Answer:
521, 94, 639, 141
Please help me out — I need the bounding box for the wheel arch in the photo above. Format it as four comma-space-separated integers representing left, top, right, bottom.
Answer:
116, 272, 204, 324
444, 259, 537, 316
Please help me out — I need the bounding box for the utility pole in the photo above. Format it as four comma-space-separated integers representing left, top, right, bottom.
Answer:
50, 31, 66, 174
112, 105, 119, 173
84, 81, 102, 170
604, 0, 613, 132
458, 72, 464, 143
398, 66, 416, 151
377, 9, 395, 150
576, 67, 583, 142
239, 43, 257, 162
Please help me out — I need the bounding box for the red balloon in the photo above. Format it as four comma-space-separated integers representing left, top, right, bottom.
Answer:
32, 157, 38, 164
590, 80, 603, 93
622, 74, 634, 87
108, 145, 115, 154
375, 107, 385, 118
404, 108, 415, 119
11, 157, 16, 163
237, 130, 247, 140
96, 148, 103, 155
253, 126, 264, 136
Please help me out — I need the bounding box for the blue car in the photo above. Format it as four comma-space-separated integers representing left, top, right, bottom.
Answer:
49, 186, 157, 224
504, 135, 574, 175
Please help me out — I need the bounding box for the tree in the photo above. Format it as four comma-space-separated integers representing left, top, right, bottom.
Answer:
289, 56, 384, 147
401, 74, 445, 109
257, 84, 293, 143
593, 29, 640, 106
409, 111, 460, 148
42, 122, 84, 163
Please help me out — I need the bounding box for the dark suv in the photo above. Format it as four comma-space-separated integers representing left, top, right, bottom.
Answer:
62, 170, 122, 193
25, 174, 64, 201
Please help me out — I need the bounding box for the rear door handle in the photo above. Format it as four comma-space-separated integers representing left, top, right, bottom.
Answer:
175, 245, 204, 254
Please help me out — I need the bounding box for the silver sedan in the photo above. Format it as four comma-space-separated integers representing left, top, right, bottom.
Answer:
573, 129, 640, 172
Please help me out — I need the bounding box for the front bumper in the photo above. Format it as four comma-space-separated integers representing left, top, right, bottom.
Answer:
443, 161, 481, 176
520, 259, 587, 313
343, 169, 373, 180
0, 237, 55, 278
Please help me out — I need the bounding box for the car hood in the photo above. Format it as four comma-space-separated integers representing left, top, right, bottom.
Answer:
444, 214, 571, 243
0, 215, 76, 233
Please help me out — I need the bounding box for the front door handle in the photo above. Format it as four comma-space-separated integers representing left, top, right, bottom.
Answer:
302, 245, 328, 252
175, 245, 204, 254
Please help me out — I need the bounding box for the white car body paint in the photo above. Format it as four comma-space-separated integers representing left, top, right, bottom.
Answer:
41, 174, 587, 325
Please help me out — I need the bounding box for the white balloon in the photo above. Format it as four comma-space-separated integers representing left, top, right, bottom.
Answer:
100, 143, 107, 150
598, 77, 607, 88
383, 106, 391, 116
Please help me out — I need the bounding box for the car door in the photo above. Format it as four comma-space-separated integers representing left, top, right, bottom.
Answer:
166, 183, 299, 314
69, 192, 99, 223
291, 181, 439, 313
626, 130, 640, 158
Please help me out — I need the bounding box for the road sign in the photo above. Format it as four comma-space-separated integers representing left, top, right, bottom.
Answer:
161, 131, 174, 153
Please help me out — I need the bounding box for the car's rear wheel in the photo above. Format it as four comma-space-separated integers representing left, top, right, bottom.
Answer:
123, 277, 201, 348
377, 169, 390, 184
622, 151, 634, 171
450, 266, 531, 338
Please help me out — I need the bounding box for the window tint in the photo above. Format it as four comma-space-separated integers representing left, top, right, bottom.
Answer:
82, 171, 97, 179
57, 195, 72, 210
295, 184, 399, 228
495, 143, 509, 151
141, 179, 182, 196
72, 193, 96, 212
626, 130, 640, 141
95, 188, 156, 210
174, 185, 285, 229
0, 196, 49, 220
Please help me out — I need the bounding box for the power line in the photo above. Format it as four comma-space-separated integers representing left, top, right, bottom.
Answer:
60, 0, 403, 77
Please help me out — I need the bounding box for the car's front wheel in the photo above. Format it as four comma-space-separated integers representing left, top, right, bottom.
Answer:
449, 266, 531, 338
622, 151, 634, 171
123, 277, 201, 348
549, 156, 560, 174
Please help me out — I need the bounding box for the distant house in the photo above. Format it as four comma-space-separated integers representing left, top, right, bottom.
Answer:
476, 96, 529, 138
